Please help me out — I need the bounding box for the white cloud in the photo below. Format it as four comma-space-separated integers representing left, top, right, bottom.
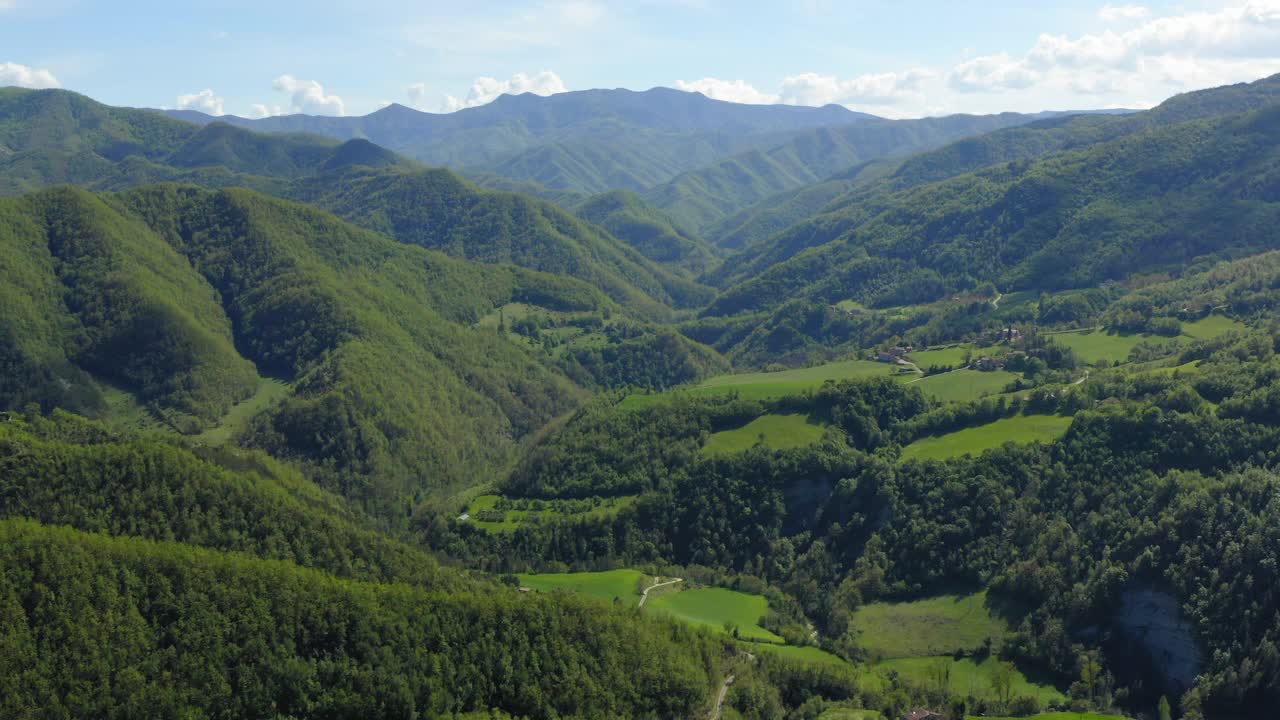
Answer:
949, 0, 1280, 94
441, 70, 567, 112
674, 78, 779, 104
175, 88, 224, 116
0, 61, 60, 89
779, 69, 933, 106
0, 1, 16, 10
406, 82, 429, 110
1098, 4, 1149, 23
248, 103, 283, 119
949, 53, 1039, 92
271, 74, 345, 116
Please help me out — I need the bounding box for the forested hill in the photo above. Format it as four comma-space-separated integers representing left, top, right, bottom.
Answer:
0, 87, 712, 316
708, 72, 1280, 286
165, 86, 872, 192
0, 183, 612, 514
642, 110, 1085, 235
702, 98, 1280, 318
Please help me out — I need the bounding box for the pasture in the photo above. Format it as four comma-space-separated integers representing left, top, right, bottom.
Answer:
879, 656, 1066, 705
1181, 314, 1247, 340
909, 369, 1019, 404
1045, 329, 1149, 365
850, 591, 1010, 658
744, 642, 850, 668
702, 413, 826, 455
900, 414, 1074, 462
465, 494, 637, 533
688, 359, 907, 401
646, 587, 783, 643
517, 569, 647, 606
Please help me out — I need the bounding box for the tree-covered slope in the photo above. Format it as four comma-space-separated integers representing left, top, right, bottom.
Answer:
1, 183, 616, 514
644, 112, 1068, 235
0, 517, 724, 720
573, 189, 719, 275
709, 73, 1280, 288
703, 101, 1280, 318
287, 167, 714, 315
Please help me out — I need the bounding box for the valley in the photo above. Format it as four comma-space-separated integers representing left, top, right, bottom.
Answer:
3, 54, 1280, 720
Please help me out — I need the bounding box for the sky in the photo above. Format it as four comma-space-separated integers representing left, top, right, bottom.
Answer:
3, 1, 1280, 119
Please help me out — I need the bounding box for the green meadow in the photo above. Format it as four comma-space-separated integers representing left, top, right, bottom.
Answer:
908, 345, 973, 369
465, 494, 637, 533
517, 569, 648, 606
816, 709, 884, 720
702, 413, 827, 455
878, 655, 1066, 705
900, 415, 1074, 462
195, 378, 292, 445
850, 591, 1010, 658
744, 642, 851, 668
647, 587, 783, 643
971, 713, 1126, 720
1045, 329, 1151, 365
909, 369, 1019, 404
686, 359, 904, 401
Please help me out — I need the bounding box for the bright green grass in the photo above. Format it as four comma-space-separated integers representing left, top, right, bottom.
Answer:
517, 569, 647, 606
1046, 329, 1151, 365
647, 587, 783, 643
1181, 314, 1247, 340
817, 709, 884, 720
851, 591, 1010, 658
909, 369, 1019, 404
900, 414, 1074, 462
879, 656, 1065, 704
465, 494, 637, 533
702, 413, 826, 455
195, 378, 291, 445
689, 360, 905, 401
908, 346, 972, 369
100, 383, 165, 433
744, 642, 850, 668
967, 707, 1121, 712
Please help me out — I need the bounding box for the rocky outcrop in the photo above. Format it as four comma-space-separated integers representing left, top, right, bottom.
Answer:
1116, 589, 1203, 690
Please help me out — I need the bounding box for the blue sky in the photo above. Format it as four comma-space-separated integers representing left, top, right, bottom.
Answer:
3, 1, 1280, 118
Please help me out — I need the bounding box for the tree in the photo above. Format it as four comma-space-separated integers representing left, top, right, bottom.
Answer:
990, 661, 1016, 709
1158, 694, 1172, 720
1079, 652, 1102, 706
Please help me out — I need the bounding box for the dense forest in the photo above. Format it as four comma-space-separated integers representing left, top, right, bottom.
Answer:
5, 69, 1280, 719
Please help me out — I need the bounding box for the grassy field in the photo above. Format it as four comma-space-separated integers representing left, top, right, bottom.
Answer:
850, 591, 1010, 658
1045, 329, 1151, 365
465, 494, 637, 533
1181, 314, 1247, 340
909, 369, 1019, 404
743, 641, 850, 668
967, 707, 1121, 712
686, 360, 905, 401
900, 414, 1074, 462
702, 413, 826, 455
517, 569, 648, 606
195, 378, 292, 445
647, 587, 783, 643
878, 656, 1066, 705
908, 345, 972, 369
817, 709, 884, 720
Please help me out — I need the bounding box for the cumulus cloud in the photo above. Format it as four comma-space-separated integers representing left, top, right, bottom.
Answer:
175, 88, 224, 116
441, 70, 567, 112
674, 78, 779, 104
0, 61, 60, 89
406, 82, 429, 110
248, 103, 283, 119
949, 0, 1280, 94
1098, 4, 1149, 22
271, 74, 345, 116
779, 69, 933, 106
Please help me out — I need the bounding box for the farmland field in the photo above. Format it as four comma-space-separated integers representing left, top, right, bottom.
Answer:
1046, 329, 1151, 365
647, 587, 783, 643
195, 378, 292, 445
744, 642, 850, 668
880, 656, 1066, 704
900, 415, 1074, 461
909, 369, 1019, 404
908, 345, 972, 369
465, 494, 637, 533
688, 359, 907, 400
702, 413, 826, 455
970, 713, 1126, 720
1181, 314, 1247, 340
850, 591, 1010, 658
517, 569, 647, 606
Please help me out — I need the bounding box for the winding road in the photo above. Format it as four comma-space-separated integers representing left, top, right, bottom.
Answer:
637, 576, 682, 608
709, 674, 735, 720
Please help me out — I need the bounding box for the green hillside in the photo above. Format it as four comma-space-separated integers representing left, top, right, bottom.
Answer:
704, 100, 1280, 319
574, 189, 719, 275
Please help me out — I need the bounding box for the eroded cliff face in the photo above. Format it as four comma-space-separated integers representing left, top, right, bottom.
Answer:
1116, 589, 1203, 690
